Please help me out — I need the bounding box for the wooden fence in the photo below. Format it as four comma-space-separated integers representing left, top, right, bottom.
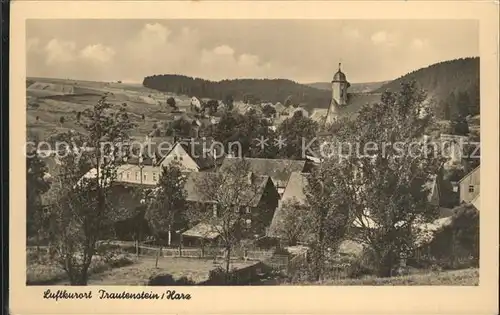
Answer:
120, 243, 275, 261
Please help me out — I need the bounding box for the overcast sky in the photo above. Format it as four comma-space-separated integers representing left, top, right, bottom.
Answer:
26, 19, 478, 84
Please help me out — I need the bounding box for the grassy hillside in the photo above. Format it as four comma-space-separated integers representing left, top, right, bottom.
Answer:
26, 77, 201, 141
142, 74, 332, 110
307, 81, 388, 93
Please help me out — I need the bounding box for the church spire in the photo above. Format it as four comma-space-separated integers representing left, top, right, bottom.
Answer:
339, 62, 341, 71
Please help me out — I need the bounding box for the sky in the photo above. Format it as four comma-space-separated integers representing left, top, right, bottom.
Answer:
26, 19, 479, 84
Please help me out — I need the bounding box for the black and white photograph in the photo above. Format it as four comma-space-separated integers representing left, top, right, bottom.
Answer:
23, 17, 485, 287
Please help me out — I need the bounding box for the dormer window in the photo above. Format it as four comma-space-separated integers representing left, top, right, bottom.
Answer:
469, 185, 475, 193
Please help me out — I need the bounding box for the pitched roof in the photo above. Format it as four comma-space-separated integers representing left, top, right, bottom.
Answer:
219, 158, 306, 188
274, 102, 286, 113
280, 172, 308, 204
424, 174, 440, 203
267, 172, 308, 238
126, 136, 175, 165
458, 165, 480, 184
415, 216, 454, 246
178, 138, 223, 170
182, 222, 221, 239
125, 137, 222, 170
183, 171, 270, 207
331, 93, 382, 118
310, 108, 329, 122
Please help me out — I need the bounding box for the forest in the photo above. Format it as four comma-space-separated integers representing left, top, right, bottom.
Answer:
142, 75, 332, 110
376, 57, 480, 119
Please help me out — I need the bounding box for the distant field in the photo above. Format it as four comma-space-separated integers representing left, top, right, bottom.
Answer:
26, 77, 201, 140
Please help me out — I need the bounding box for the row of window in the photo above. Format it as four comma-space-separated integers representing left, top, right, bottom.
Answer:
119, 171, 158, 182
211, 206, 252, 217
117, 155, 185, 182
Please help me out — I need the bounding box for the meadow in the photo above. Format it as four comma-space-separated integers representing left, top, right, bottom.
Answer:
27, 77, 200, 140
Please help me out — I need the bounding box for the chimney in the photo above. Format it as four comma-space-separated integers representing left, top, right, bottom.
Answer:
247, 172, 254, 184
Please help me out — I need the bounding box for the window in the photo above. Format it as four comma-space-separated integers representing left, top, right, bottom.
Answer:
143, 173, 147, 181
119, 173, 123, 180
246, 207, 251, 214
153, 172, 157, 181
174, 156, 178, 160
180, 156, 183, 161
469, 185, 475, 193
126, 172, 130, 180
135, 172, 139, 180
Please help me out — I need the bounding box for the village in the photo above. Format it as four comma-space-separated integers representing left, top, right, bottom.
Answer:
26, 60, 480, 286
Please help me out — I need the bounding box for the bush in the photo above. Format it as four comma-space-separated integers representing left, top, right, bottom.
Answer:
346, 253, 377, 278
207, 266, 240, 285
148, 274, 195, 285
411, 204, 479, 270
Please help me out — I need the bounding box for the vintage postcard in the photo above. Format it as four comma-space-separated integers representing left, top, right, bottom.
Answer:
9, 1, 499, 314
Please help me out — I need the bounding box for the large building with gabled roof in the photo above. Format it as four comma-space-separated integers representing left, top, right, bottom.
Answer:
310, 63, 382, 126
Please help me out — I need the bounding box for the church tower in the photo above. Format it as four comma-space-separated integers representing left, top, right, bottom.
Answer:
331, 62, 350, 106
325, 63, 350, 125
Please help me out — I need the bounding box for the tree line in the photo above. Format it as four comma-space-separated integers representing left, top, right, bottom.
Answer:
376, 57, 480, 121
142, 74, 331, 109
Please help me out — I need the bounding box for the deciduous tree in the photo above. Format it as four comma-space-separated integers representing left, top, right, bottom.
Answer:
323, 82, 444, 277
145, 162, 188, 267
187, 160, 261, 282
277, 113, 318, 159
166, 97, 178, 111
44, 97, 135, 285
